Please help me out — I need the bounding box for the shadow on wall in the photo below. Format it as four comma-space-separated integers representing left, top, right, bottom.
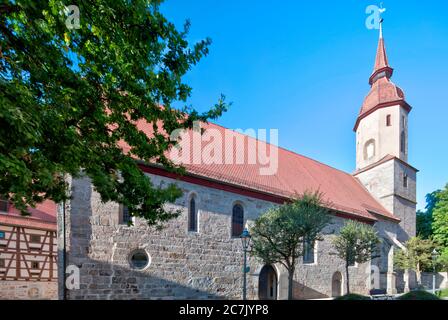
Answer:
421, 272, 448, 290
64, 255, 224, 300
60, 177, 231, 300
292, 280, 329, 300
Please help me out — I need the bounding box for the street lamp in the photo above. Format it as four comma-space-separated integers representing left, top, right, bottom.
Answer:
431, 248, 439, 294
240, 227, 251, 300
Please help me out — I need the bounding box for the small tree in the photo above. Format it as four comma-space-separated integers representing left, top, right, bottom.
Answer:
433, 184, 448, 249
394, 237, 436, 286
437, 248, 448, 272
416, 191, 440, 239
251, 191, 331, 300
332, 220, 380, 294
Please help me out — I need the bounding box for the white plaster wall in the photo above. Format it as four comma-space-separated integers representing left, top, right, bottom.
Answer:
356, 105, 408, 170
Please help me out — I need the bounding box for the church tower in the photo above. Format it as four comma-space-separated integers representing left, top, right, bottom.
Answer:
353, 20, 417, 242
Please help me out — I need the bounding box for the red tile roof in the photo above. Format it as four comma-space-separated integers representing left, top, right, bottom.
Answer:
374, 38, 389, 71
0, 201, 57, 230
369, 37, 393, 85
358, 77, 408, 118
354, 29, 411, 131
128, 120, 398, 222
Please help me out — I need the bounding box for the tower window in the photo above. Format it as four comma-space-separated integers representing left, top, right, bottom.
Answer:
119, 205, 132, 225
403, 174, 408, 188
386, 115, 391, 126
400, 131, 406, 153
231, 204, 244, 237
31, 261, 39, 269
303, 238, 315, 264
364, 139, 375, 160
188, 195, 198, 232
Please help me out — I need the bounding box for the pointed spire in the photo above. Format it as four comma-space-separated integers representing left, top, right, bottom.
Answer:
369, 18, 393, 85
379, 17, 383, 39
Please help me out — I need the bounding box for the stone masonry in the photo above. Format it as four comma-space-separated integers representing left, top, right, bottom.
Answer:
59, 173, 400, 300
0, 280, 57, 300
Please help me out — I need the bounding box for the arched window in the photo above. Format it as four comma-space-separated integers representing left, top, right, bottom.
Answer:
232, 204, 244, 237
188, 195, 198, 232
403, 174, 408, 188
386, 114, 391, 126
400, 131, 406, 154
303, 238, 315, 264
332, 272, 343, 297
119, 204, 132, 225
364, 139, 375, 160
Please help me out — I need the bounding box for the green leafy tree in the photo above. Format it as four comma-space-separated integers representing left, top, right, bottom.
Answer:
416, 191, 440, 239
433, 184, 448, 249
0, 1, 227, 226
437, 248, 448, 272
394, 237, 436, 286
331, 220, 380, 294
251, 191, 331, 300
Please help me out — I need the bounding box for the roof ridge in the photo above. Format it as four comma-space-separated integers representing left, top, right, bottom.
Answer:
135, 119, 400, 222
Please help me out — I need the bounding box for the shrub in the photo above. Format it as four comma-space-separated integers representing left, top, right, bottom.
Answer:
436, 289, 448, 298
334, 294, 371, 300
397, 290, 440, 300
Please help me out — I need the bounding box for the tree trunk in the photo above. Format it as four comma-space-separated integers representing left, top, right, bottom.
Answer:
416, 263, 422, 287
287, 268, 295, 300
345, 263, 350, 295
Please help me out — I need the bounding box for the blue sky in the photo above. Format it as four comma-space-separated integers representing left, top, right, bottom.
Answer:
160, 0, 448, 210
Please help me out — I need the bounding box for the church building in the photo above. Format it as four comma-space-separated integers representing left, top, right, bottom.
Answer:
58, 22, 417, 300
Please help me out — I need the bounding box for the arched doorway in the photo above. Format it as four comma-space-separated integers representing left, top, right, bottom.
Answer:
259, 265, 278, 300
332, 272, 343, 297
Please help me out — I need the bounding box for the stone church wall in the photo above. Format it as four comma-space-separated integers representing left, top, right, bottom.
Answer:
60, 173, 396, 300
421, 272, 448, 290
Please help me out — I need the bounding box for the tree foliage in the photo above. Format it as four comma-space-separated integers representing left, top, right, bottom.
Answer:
250, 191, 331, 300
331, 220, 380, 294
432, 184, 448, 271
414, 184, 448, 271
0, 0, 227, 226
394, 237, 437, 285
416, 190, 440, 239
437, 248, 448, 272
433, 184, 448, 249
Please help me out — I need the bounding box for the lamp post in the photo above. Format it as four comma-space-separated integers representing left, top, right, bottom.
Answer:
431, 248, 439, 295
240, 227, 251, 300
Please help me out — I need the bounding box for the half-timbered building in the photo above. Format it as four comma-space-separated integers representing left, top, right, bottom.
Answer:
0, 198, 57, 299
